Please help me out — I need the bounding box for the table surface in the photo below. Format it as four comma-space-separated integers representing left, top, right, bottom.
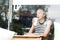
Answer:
12, 35, 42, 40
13, 35, 41, 38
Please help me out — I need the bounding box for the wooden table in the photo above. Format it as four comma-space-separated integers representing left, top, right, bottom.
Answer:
12, 35, 42, 40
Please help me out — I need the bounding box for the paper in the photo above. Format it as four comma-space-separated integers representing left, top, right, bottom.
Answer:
0, 28, 15, 40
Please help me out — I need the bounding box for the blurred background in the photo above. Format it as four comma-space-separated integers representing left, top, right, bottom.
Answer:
0, 0, 9, 29
10, 5, 49, 35
0, 0, 60, 35
11, 5, 60, 35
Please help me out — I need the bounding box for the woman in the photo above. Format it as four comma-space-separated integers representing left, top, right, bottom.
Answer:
27, 7, 52, 40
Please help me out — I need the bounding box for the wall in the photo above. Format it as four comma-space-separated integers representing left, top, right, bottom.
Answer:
48, 5, 60, 22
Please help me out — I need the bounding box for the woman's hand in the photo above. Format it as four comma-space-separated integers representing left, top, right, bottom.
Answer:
24, 33, 42, 37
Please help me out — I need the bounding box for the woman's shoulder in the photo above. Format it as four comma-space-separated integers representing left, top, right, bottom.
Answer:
46, 18, 52, 22
47, 19, 52, 25
32, 17, 38, 21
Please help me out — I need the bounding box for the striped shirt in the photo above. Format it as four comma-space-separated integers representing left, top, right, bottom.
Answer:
33, 18, 48, 34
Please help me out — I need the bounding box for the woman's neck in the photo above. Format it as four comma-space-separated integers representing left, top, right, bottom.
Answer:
38, 18, 45, 23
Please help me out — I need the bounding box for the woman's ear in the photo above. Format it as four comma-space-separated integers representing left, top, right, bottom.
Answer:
43, 12, 46, 17
44, 14, 45, 16
43, 13, 45, 17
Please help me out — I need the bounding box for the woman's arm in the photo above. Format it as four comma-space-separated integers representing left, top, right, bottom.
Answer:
41, 20, 52, 37
28, 25, 34, 33
28, 18, 35, 33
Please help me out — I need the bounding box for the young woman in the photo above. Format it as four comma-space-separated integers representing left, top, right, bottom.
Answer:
27, 7, 52, 39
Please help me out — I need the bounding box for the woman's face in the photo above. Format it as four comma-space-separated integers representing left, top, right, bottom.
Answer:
36, 9, 45, 19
